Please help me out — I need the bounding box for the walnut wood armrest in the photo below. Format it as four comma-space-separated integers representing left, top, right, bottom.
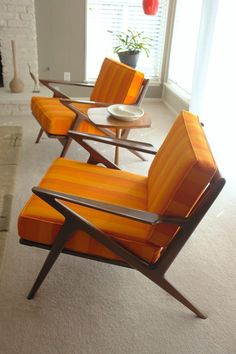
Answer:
39, 79, 95, 99
40, 79, 95, 88
32, 187, 187, 226
69, 131, 157, 155
60, 98, 112, 108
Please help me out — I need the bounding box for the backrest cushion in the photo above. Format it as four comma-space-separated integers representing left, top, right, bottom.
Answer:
90, 58, 144, 104
147, 111, 217, 247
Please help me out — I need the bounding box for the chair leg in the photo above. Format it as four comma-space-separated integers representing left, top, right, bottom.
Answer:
156, 277, 207, 319
121, 129, 147, 161
27, 221, 77, 299
128, 149, 147, 161
35, 128, 44, 143
60, 137, 72, 157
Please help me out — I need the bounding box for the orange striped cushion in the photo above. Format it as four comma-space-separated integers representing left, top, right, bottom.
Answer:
18, 158, 162, 264
90, 58, 144, 104
147, 111, 217, 247
31, 97, 104, 135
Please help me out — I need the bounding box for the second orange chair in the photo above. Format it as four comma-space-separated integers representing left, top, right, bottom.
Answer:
31, 58, 149, 156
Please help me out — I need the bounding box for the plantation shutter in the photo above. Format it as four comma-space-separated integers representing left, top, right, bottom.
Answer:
86, 0, 169, 81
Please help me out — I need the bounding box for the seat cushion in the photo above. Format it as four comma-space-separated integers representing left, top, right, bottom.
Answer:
31, 97, 103, 136
18, 158, 162, 264
147, 111, 217, 247
90, 58, 144, 104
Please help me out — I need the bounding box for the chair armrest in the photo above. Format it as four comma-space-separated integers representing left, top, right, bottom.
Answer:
69, 131, 157, 155
40, 79, 95, 88
39, 79, 95, 99
32, 187, 187, 226
60, 98, 112, 108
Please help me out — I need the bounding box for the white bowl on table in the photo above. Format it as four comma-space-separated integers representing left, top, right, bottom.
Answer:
107, 104, 144, 121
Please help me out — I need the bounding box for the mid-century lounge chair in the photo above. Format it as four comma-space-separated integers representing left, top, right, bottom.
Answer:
32, 57, 149, 157
18, 111, 225, 318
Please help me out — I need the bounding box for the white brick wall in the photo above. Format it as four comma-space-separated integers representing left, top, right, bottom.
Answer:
0, 0, 38, 91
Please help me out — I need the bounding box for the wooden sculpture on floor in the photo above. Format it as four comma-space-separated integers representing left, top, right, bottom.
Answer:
28, 64, 40, 93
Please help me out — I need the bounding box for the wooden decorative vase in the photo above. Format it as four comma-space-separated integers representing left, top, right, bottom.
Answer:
9, 40, 24, 93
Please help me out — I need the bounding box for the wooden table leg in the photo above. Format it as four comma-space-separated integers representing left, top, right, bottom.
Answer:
114, 129, 121, 165
121, 128, 146, 161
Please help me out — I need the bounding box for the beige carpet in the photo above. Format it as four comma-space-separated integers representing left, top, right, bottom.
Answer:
0, 126, 22, 274
0, 102, 236, 354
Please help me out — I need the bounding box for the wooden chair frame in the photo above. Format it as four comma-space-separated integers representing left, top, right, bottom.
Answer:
20, 131, 225, 319
35, 77, 149, 158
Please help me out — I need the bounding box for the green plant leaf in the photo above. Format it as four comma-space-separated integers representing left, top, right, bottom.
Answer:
111, 29, 152, 57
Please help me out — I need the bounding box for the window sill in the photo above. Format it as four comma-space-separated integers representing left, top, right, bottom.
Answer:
149, 80, 161, 87
164, 82, 190, 105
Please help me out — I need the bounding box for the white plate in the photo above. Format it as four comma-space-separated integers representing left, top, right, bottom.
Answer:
107, 104, 144, 121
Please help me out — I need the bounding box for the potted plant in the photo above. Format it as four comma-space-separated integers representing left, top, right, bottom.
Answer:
112, 29, 152, 68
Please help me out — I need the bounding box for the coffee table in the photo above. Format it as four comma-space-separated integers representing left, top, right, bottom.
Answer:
87, 107, 151, 165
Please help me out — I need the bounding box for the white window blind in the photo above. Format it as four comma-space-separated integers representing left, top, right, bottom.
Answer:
86, 0, 169, 81
168, 0, 203, 94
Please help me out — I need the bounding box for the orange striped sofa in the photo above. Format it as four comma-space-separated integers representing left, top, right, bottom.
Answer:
31, 58, 148, 156
18, 111, 225, 318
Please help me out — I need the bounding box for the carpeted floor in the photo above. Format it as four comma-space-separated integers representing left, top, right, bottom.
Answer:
0, 102, 236, 354
0, 126, 22, 274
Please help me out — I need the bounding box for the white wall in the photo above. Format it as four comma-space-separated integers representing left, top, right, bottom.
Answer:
35, 0, 89, 97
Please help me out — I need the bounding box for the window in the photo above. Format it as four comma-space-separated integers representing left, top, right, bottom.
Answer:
86, 0, 169, 81
168, 0, 203, 94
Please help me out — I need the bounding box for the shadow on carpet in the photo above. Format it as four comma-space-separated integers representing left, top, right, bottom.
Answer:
0, 126, 22, 273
